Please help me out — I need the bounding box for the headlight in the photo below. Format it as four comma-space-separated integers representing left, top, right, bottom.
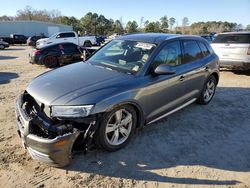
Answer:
51, 105, 93, 118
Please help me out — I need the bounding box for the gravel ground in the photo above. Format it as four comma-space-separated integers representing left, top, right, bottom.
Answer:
0, 46, 250, 188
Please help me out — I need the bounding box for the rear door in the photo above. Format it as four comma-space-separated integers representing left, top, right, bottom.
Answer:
211, 34, 250, 61
179, 40, 211, 99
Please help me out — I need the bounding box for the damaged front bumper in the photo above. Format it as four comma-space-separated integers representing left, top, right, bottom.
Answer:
15, 94, 81, 167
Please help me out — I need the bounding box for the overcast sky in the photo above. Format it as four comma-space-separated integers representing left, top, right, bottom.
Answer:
1, 0, 250, 26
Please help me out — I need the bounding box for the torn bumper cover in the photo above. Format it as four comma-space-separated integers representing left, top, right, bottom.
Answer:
15, 94, 81, 167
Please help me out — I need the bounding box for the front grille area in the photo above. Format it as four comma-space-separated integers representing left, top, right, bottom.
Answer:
22, 91, 74, 138
23, 92, 51, 121
22, 92, 57, 138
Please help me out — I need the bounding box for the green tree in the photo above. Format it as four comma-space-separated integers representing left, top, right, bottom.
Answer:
144, 21, 161, 33
0, 15, 14, 21
80, 12, 94, 34
96, 15, 111, 35
169, 17, 176, 32
160, 16, 168, 32
59, 16, 82, 33
125, 21, 138, 33
112, 20, 124, 34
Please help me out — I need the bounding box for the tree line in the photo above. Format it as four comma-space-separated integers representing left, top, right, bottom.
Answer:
1, 6, 249, 35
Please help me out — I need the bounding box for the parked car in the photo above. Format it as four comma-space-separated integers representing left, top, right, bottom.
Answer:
29, 42, 95, 68
0, 40, 9, 49
16, 33, 219, 166
201, 35, 215, 43
36, 31, 97, 48
211, 32, 250, 70
27, 35, 47, 47
96, 35, 107, 45
1, 34, 27, 45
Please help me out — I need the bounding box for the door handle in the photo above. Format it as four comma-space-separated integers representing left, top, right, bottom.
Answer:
179, 75, 185, 81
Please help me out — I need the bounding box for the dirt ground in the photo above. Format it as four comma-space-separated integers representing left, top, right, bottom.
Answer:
0, 46, 250, 188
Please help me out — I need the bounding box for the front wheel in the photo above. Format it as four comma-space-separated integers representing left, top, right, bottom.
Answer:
97, 105, 137, 151
197, 75, 217, 105
43, 56, 58, 68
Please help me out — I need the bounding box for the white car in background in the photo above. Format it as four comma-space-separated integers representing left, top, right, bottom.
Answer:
211, 32, 250, 70
36, 31, 97, 48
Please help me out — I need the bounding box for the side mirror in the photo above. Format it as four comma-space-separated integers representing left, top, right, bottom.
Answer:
154, 64, 175, 75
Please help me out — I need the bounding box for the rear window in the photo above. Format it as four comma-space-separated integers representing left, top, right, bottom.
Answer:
198, 41, 211, 57
213, 34, 250, 44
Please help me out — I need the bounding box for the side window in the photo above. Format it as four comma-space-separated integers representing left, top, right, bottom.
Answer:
152, 41, 181, 68
63, 43, 78, 53
183, 40, 203, 63
65, 32, 76, 38
198, 41, 211, 57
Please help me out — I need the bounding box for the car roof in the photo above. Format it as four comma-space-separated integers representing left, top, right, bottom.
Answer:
37, 42, 76, 50
118, 33, 205, 44
57, 31, 75, 34
218, 31, 250, 35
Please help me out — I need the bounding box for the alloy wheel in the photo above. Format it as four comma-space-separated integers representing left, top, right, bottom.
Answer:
105, 109, 133, 146
203, 80, 215, 102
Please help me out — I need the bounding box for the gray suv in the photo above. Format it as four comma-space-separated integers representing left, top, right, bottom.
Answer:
16, 33, 219, 166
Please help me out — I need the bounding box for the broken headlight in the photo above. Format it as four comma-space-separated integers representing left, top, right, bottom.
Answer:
51, 105, 93, 118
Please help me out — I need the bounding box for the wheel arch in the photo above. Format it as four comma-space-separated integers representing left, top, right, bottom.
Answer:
210, 71, 219, 85
84, 40, 92, 46
96, 100, 145, 129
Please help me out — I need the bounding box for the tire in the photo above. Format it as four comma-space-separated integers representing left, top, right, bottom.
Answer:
97, 105, 137, 151
84, 41, 92, 47
43, 56, 58, 68
0, 45, 4, 50
197, 75, 217, 105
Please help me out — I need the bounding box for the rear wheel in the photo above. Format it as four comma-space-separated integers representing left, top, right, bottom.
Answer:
43, 56, 58, 68
84, 41, 92, 47
197, 75, 217, 105
97, 105, 137, 151
0, 45, 4, 50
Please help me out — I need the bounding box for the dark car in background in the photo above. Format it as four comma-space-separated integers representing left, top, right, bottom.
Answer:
27, 35, 47, 47
1, 34, 27, 45
96, 35, 107, 45
16, 33, 219, 166
201, 35, 215, 43
29, 42, 96, 68
0, 40, 9, 49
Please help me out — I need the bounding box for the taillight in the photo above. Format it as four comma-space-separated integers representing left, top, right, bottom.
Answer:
34, 50, 41, 56
247, 45, 250, 55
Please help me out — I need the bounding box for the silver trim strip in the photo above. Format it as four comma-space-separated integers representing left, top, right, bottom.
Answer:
147, 98, 197, 125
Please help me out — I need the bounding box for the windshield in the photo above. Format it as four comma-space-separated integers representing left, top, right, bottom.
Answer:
49, 33, 57, 39
87, 40, 156, 74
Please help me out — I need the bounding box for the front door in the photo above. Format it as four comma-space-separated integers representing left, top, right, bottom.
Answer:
143, 40, 189, 122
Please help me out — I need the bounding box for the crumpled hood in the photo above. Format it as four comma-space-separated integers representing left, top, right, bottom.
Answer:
27, 62, 132, 105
